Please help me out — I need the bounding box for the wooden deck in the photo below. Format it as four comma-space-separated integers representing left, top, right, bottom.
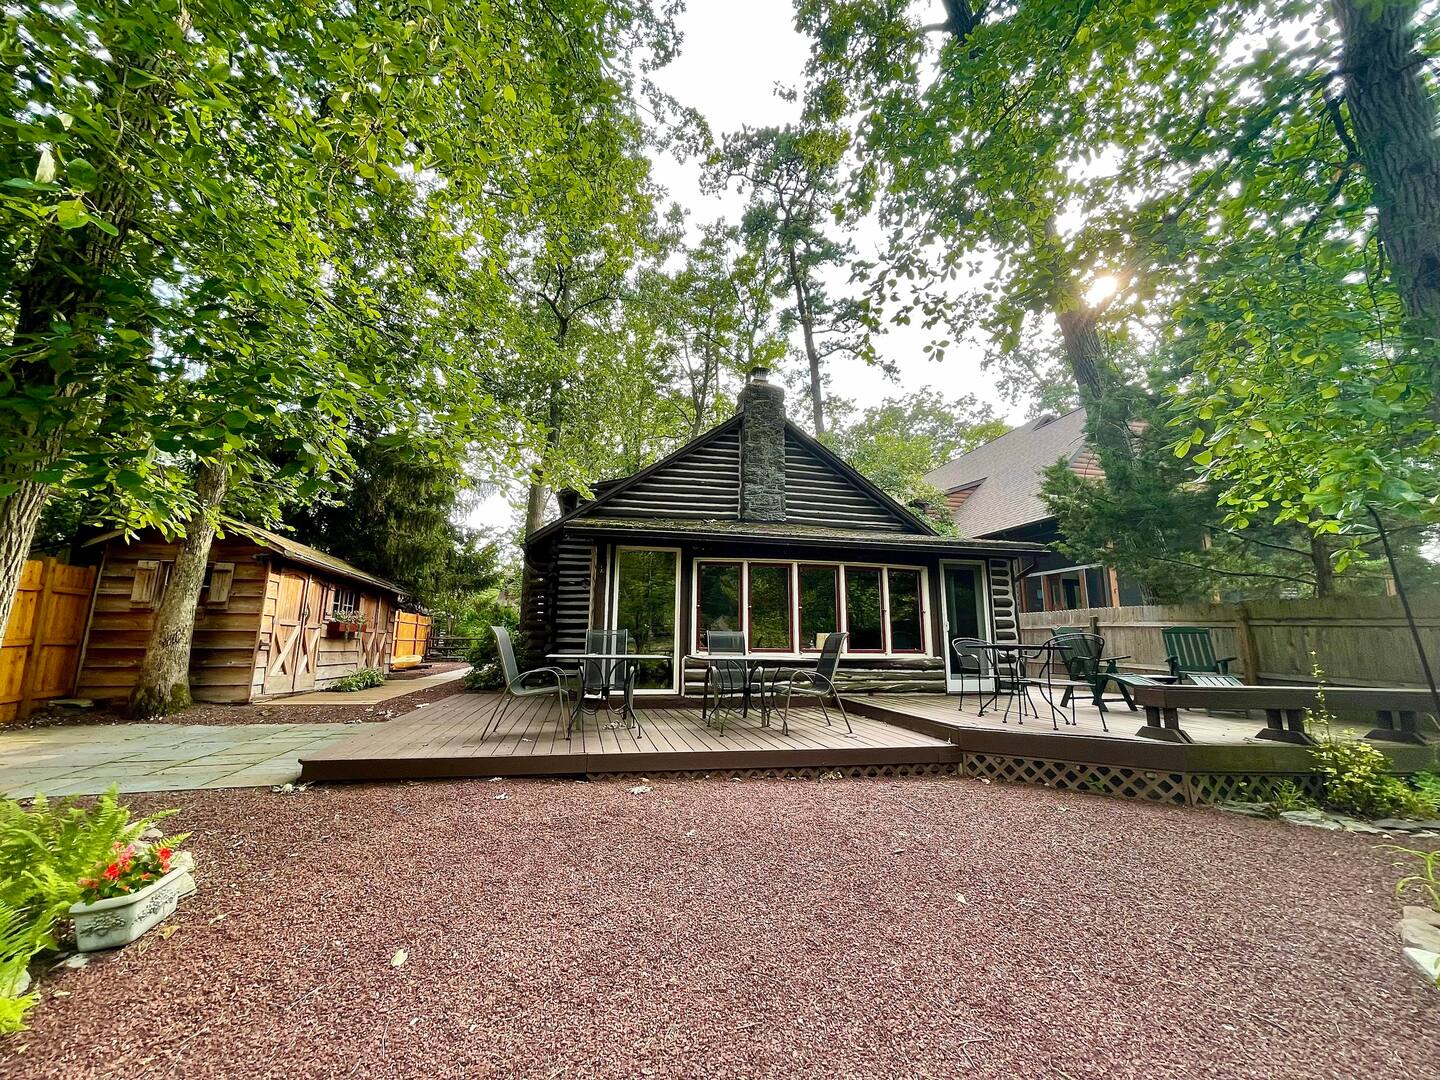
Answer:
299, 689, 1435, 800
299, 693, 960, 782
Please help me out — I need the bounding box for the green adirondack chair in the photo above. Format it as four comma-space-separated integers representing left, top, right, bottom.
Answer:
1162, 626, 1243, 685
1049, 630, 1132, 716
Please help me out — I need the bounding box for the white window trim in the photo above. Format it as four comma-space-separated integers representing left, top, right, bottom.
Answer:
691, 558, 931, 660
608, 545, 682, 695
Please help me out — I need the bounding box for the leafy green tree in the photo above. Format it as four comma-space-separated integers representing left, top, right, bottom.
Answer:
283, 435, 500, 610
1, 0, 675, 712
707, 124, 873, 435
826, 389, 1007, 528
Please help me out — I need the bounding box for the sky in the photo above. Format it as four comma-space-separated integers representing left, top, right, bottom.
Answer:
470, 1, 1013, 534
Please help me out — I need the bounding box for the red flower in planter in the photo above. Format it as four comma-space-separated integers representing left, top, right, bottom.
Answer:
102, 862, 122, 881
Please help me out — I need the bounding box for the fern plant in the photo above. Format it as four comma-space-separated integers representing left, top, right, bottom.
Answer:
330, 667, 386, 692
0, 789, 175, 1033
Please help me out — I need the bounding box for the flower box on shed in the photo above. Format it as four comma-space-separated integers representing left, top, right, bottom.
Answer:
326, 620, 363, 636
69, 855, 196, 951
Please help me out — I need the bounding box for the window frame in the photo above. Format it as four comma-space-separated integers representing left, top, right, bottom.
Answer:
609, 545, 682, 694
885, 567, 927, 655
689, 557, 930, 659
745, 562, 795, 654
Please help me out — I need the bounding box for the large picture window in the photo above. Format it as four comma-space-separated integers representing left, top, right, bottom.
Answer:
887, 569, 924, 652
695, 562, 742, 649
690, 558, 930, 657
747, 564, 792, 651
798, 565, 839, 651
843, 567, 885, 651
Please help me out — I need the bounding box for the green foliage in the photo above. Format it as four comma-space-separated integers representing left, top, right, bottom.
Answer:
329, 667, 386, 693
1390, 845, 1440, 913
282, 435, 500, 609
1307, 674, 1439, 819
1269, 780, 1314, 815
825, 389, 1007, 527
461, 591, 522, 691
0, 789, 174, 1032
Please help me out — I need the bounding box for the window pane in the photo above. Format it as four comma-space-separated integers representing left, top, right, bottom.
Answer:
888, 569, 923, 652
748, 564, 792, 651
1020, 575, 1043, 613
1083, 567, 1109, 608
1059, 572, 1082, 610
696, 563, 742, 648
799, 565, 839, 650
844, 567, 884, 650
615, 549, 676, 689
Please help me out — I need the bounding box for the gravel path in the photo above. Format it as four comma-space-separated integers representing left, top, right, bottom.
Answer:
4, 778, 1436, 1080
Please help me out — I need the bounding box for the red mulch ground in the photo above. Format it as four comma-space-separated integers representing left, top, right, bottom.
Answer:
17, 664, 471, 729
3, 777, 1436, 1080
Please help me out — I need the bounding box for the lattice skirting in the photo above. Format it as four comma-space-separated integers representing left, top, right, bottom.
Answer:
590, 757, 1328, 806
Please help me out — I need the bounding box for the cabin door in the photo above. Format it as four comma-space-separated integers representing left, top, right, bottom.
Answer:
266, 570, 319, 695
939, 562, 989, 693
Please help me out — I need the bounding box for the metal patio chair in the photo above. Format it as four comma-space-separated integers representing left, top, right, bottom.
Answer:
576, 628, 639, 735
762, 632, 851, 737
482, 625, 571, 738
951, 637, 995, 715
1163, 626, 1243, 685
700, 630, 751, 733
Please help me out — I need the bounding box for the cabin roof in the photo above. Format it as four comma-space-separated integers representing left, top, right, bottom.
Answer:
922, 408, 1090, 537
534, 412, 938, 546
559, 516, 1047, 554
86, 517, 406, 596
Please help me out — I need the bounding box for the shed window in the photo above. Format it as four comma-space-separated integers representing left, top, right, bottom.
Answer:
695, 562, 741, 649
328, 586, 361, 618
843, 567, 885, 651
798, 565, 839, 651
887, 569, 924, 652
747, 564, 792, 652
204, 562, 235, 605
129, 560, 172, 608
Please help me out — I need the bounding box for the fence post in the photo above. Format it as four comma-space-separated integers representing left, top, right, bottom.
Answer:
1087, 613, 1100, 638
16, 558, 58, 721
1234, 602, 1259, 685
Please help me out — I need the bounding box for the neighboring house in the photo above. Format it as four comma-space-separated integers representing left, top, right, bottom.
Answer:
76, 520, 406, 704
924, 408, 1146, 615
521, 367, 1044, 695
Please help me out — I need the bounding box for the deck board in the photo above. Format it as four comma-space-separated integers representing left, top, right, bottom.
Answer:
300, 693, 962, 782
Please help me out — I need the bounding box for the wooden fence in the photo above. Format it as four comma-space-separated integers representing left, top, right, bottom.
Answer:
1, 559, 98, 724
1020, 594, 1440, 688
390, 612, 432, 670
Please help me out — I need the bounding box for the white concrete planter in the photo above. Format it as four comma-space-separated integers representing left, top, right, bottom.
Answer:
69, 853, 196, 952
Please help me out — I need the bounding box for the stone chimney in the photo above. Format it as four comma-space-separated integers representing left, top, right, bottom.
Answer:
737, 365, 786, 523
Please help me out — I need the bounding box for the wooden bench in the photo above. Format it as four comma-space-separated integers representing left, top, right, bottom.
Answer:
1123, 683, 1438, 746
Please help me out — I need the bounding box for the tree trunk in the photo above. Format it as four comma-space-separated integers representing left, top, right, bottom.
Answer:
524, 390, 563, 538
785, 248, 826, 435
1309, 530, 1335, 599
1333, 0, 1440, 382
127, 459, 230, 719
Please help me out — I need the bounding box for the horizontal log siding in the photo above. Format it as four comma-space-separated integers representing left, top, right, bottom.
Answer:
989, 559, 1019, 644
586, 430, 741, 520
783, 432, 909, 531
554, 537, 595, 655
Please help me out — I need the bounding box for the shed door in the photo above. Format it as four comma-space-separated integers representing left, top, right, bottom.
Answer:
266, 570, 318, 694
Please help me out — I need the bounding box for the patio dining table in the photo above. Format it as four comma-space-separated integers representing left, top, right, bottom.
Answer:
961, 640, 1077, 729
545, 652, 669, 731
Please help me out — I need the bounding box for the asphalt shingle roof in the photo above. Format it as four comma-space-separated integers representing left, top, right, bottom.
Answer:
923, 408, 1089, 537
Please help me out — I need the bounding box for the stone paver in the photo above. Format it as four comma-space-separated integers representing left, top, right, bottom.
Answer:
0, 723, 374, 798
279, 665, 469, 705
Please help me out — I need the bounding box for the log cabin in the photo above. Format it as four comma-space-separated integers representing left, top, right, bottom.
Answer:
521, 367, 1046, 696
75, 521, 406, 704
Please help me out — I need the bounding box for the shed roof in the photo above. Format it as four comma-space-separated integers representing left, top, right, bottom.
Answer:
922, 408, 1089, 537
87, 517, 406, 596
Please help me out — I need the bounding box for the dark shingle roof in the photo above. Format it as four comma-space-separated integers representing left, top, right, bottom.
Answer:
922, 408, 1089, 537
562, 516, 1047, 554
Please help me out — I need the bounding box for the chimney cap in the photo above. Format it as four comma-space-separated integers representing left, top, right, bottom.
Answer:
748, 365, 771, 382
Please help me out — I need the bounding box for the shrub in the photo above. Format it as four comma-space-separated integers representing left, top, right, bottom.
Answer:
329, 667, 386, 692
1307, 665, 1439, 819
462, 606, 519, 692
0, 789, 176, 1032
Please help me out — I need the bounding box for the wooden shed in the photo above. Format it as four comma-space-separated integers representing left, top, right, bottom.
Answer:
76, 520, 407, 704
